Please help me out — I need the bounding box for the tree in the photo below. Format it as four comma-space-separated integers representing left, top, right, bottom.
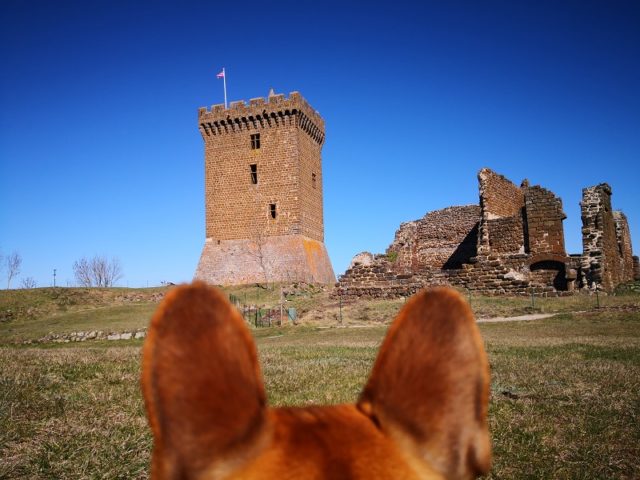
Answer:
73, 257, 93, 287
21, 277, 37, 289
73, 255, 123, 287
6, 251, 22, 289
91, 256, 122, 287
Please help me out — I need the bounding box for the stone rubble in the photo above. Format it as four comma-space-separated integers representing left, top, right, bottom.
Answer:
20, 329, 148, 345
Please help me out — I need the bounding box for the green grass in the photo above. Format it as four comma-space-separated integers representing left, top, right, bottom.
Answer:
3, 284, 639, 343
0, 304, 157, 343
0, 287, 167, 343
1, 307, 639, 478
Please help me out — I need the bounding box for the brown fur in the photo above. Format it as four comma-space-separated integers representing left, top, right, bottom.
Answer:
142, 283, 491, 479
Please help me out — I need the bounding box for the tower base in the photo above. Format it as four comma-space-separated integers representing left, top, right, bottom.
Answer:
194, 235, 336, 285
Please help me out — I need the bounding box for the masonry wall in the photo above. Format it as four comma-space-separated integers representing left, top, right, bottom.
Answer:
199, 92, 325, 243
203, 122, 299, 240
478, 168, 525, 217
387, 206, 480, 271
195, 236, 335, 285
613, 211, 635, 283
298, 127, 325, 241
385, 220, 418, 274
580, 184, 621, 291
487, 216, 524, 254
477, 168, 525, 254
338, 169, 636, 298
524, 186, 567, 257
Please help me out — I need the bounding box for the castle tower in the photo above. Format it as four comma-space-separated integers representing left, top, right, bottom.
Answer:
194, 91, 335, 285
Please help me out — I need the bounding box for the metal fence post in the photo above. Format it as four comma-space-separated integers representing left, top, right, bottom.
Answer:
531, 287, 535, 309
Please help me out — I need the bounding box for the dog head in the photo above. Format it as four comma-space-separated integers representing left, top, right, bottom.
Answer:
142, 283, 491, 479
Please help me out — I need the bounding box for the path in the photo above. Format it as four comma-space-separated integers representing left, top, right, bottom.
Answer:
476, 313, 555, 323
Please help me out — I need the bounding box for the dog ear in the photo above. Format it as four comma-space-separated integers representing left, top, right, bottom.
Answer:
142, 282, 267, 479
358, 287, 491, 480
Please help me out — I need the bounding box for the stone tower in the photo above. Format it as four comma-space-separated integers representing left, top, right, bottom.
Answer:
194, 91, 335, 285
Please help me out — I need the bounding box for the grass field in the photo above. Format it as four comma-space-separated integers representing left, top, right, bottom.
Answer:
1, 284, 639, 479
2, 284, 639, 343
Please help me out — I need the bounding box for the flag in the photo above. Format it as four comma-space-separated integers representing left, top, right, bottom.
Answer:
216, 70, 225, 79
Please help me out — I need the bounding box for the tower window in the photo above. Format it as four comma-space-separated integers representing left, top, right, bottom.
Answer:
251, 133, 260, 149
269, 203, 277, 219
250, 164, 258, 184
312, 172, 317, 189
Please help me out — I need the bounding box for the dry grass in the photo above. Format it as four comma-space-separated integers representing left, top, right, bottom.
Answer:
0, 287, 167, 343
2, 284, 639, 343
0, 347, 149, 479
1, 291, 639, 478
485, 311, 640, 479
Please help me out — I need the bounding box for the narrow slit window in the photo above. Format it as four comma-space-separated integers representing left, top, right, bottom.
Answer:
251, 133, 260, 149
269, 203, 277, 219
250, 164, 258, 184
312, 172, 317, 189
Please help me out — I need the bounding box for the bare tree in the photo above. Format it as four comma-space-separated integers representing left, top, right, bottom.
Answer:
21, 277, 37, 289
73, 255, 123, 287
248, 231, 271, 285
92, 256, 122, 287
73, 257, 93, 287
6, 252, 22, 289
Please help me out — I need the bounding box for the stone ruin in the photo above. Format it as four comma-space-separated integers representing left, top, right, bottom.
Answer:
337, 168, 638, 298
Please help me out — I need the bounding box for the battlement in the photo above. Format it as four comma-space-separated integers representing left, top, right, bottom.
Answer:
198, 91, 324, 145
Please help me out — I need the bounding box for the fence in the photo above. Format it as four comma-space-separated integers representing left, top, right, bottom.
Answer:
229, 293, 297, 327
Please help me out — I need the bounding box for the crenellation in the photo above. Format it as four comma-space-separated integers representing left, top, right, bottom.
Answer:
199, 91, 324, 133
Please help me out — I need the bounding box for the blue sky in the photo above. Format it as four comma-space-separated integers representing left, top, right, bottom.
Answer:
1, 0, 639, 288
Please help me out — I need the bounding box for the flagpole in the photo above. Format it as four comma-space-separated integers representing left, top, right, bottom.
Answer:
222, 67, 227, 109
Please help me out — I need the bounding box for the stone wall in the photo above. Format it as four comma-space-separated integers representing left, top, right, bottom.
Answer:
478, 168, 525, 217
195, 235, 335, 285
477, 169, 525, 255
387, 205, 480, 271
336, 253, 566, 299
337, 256, 423, 299
525, 186, 567, 256
613, 211, 635, 283
633, 256, 640, 281
487, 216, 524, 254
580, 184, 622, 291
337, 168, 635, 298
198, 91, 325, 242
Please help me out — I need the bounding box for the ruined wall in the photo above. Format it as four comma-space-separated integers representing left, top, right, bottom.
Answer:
478, 168, 525, 217
336, 162, 638, 298
477, 169, 525, 254
613, 211, 635, 283
580, 184, 621, 291
386, 220, 418, 273
337, 168, 618, 298
387, 206, 480, 271
487, 217, 524, 254
524, 186, 567, 256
